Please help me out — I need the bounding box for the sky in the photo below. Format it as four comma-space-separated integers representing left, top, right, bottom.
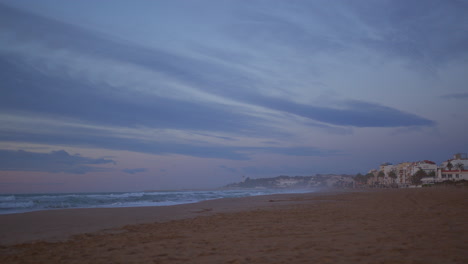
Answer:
1, 0, 467, 193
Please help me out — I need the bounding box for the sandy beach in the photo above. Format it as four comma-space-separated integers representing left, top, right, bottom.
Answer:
0, 187, 467, 263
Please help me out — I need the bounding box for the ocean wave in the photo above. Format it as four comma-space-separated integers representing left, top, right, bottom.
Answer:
0, 195, 16, 201
0, 200, 34, 209
85, 192, 146, 199
0, 188, 317, 215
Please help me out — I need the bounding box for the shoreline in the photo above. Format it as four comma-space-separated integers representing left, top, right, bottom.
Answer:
1, 187, 467, 263
0, 187, 321, 216
0, 188, 341, 245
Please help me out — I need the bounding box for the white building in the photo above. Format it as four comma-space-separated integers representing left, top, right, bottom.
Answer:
276, 178, 301, 187
369, 154, 468, 187
395, 162, 412, 186
413, 160, 437, 175
378, 160, 437, 186
437, 153, 468, 182
382, 164, 397, 185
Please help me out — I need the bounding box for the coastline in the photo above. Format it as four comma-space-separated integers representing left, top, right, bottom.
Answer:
1, 187, 467, 263
0, 188, 318, 216
0, 189, 335, 245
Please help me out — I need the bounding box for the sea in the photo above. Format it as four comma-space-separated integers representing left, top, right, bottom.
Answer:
0, 188, 315, 215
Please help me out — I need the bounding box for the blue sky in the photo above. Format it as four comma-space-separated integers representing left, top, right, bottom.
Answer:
1, 0, 467, 193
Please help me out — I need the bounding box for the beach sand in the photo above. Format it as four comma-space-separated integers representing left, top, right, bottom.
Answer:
0, 187, 467, 263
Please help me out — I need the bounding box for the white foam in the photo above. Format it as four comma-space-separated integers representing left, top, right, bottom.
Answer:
0, 200, 34, 209
0, 195, 16, 201
0, 188, 318, 215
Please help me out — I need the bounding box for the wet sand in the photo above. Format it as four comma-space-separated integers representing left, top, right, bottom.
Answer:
1, 188, 467, 263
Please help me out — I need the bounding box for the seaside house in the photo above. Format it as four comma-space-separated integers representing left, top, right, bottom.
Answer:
366, 169, 379, 186
365, 153, 467, 187
376, 163, 390, 186
379, 162, 392, 172
437, 153, 468, 182
395, 162, 412, 187
407, 160, 437, 184
414, 160, 437, 175
382, 163, 397, 186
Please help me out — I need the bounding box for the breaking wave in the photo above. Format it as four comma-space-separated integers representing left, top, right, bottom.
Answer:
0, 188, 315, 215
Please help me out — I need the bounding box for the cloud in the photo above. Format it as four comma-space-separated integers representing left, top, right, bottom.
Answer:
192, 132, 238, 142
0, 51, 435, 130
0, 57, 276, 140
0, 38, 276, 141
122, 168, 148, 174
247, 146, 341, 157
0, 181, 64, 186
0, 2, 436, 132
241, 165, 313, 176
245, 96, 435, 127
0, 129, 338, 161
440, 93, 468, 99
230, 0, 468, 66
0, 149, 115, 174
219, 165, 238, 173
326, 0, 468, 68
261, 141, 280, 145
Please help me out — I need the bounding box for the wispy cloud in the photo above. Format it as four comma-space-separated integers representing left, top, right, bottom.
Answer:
243, 96, 436, 128
241, 165, 313, 176
219, 165, 238, 173
0, 129, 338, 160
122, 168, 148, 175
346, 0, 468, 65
440, 93, 468, 99
0, 149, 115, 174
0, 2, 435, 133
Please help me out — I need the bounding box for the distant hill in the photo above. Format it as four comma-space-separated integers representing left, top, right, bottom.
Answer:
225, 174, 354, 189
